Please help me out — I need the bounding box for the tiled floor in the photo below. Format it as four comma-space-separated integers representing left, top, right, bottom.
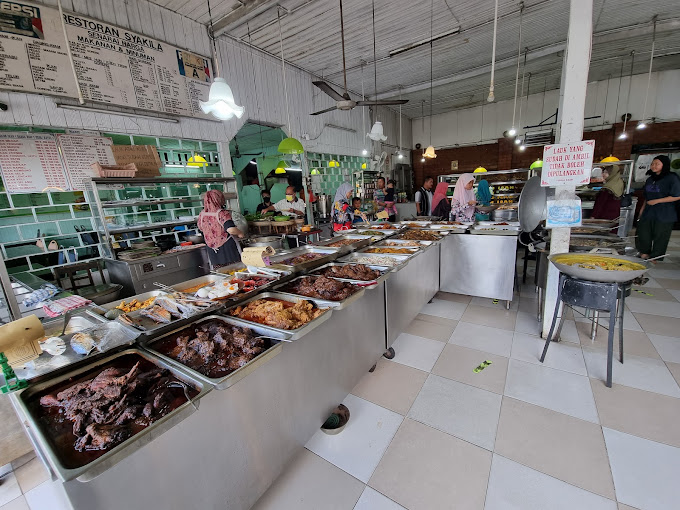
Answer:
254, 244, 680, 510
5, 245, 680, 510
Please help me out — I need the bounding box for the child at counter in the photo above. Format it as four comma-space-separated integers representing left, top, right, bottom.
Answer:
352, 197, 366, 224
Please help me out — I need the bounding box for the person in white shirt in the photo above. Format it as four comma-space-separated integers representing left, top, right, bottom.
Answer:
274, 186, 306, 217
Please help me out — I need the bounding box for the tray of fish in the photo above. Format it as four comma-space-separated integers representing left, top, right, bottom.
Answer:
310, 262, 392, 285
116, 293, 218, 334
15, 348, 209, 482
273, 275, 366, 310
224, 292, 333, 341
338, 252, 410, 271
141, 315, 288, 390
313, 234, 373, 254
268, 246, 340, 273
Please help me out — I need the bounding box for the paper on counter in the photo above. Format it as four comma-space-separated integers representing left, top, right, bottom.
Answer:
0, 315, 43, 366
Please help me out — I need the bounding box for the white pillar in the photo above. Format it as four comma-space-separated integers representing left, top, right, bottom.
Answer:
542, 0, 593, 337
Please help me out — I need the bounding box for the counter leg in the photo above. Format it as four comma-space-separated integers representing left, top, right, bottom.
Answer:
383, 347, 395, 359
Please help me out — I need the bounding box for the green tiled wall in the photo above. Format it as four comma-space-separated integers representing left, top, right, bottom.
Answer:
307, 152, 370, 198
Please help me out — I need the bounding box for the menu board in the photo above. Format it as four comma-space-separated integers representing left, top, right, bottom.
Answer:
0, 133, 69, 192
0, 1, 214, 119
56, 134, 116, 190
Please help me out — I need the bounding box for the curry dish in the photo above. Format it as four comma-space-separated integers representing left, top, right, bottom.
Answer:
553, 254, 645, 271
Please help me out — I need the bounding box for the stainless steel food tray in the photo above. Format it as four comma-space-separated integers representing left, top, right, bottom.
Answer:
174, 273, 281, 304
470, 227, 519, 236
310, 262, 392, 285
338, 252, 410, 272
357, 246, 419, 258
549, 253, 650, 283
115, 299, 221, 336
377, 239, 433, 247
223, 291, 333, 340
272, 276, 366, 310
99, 290, 168, 312
141, 315, 287, 390
14, 348, 210, 482
172, 274, 230, 292
313, 234, 372, 254
269, 245, 340, 273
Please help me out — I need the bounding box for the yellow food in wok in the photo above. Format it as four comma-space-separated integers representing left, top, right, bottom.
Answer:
553, 254, 645, 272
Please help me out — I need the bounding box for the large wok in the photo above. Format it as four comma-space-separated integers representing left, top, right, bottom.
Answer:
548, 253, 651, 283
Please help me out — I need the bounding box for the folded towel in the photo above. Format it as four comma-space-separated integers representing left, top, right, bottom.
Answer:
43, 295, 92, 318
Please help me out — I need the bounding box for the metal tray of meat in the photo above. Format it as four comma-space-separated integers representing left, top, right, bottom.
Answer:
310, 262, 392, 285
99, 290, 168, 312
469, 227, 520, 236
357, 246, 419, 258
272, 275, 366, 310
269, 246, 341, 273
338, 252, 410, 272
223, 291, 333, 341
313, 235, 373, 254
377, 239, 433, 248
399, 220, 432, 226
141, 315, 288, 390
14, 348, 210, 482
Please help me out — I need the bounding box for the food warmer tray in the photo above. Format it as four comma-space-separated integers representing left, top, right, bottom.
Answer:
171, 274, 230, 292
223, 291, 334, 341
141, 315, 288, 390
310, 262, 392, 285
375, 239, 433, 249
272, 276, 366, 311
313, 234, 373, 254
399, 220, 432, 227
549, 253, 651, 283
429, 227, 466, 234
99, 290, 168, 311
470, 227, 520, 236
338, 252, 410, 272
268, 246, 340, 273
357, 246, 419, 257
115, 299, 221, 336
14, 348, 210, 482
173, 273, 280, 304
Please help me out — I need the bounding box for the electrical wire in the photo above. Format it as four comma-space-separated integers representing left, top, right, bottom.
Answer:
622, 51, 635, 133
277, 8, 292, 133
488, 0, 499, 102
206, 0, 220, 77
429, 0, 434, 146
511, 4, 524, 130
640, 18, 656, 123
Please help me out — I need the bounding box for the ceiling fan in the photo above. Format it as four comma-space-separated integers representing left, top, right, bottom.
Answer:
310, 0, 408, 115
231, 137, 263, 158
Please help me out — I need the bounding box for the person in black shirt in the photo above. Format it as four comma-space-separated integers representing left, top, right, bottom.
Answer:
256, 190, 275, 214
636, 155, 680, 260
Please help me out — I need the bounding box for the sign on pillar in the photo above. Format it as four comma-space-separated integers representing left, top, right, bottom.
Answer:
541, 141, 595, 187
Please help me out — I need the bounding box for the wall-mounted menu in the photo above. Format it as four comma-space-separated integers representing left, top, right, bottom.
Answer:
0, 1, 214, 119
56, 134, 116, 191
0, 133, 69, 193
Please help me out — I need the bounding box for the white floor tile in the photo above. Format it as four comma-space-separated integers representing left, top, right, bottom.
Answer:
648, 268, 680, 280
512, 331, 587, 376
575, 311, 643, 333
643, 277, 662, 288
419, 299, 467, 320
470, 296, 519, 311
24, 480, 71, 510
408, 375, 502, 450
0, 495, 29, 510
603, 427, 680, 510
484, 455, 617, 510
647, 334, 680, 363
559, 319, 581, 344
667, 289, 680, 301
305, 394, 403, 483
504, 359, 599, 423
354, 487, 406, 510
449, 322, 514, 358
625, 298, 680, 319
514, 311, 541, 336
582, 349, 680, 398
390, 333, 445, 372
0, 472, 21, 507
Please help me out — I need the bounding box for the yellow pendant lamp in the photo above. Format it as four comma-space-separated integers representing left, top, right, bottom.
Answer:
423, 146, 437, 159
328, 159, 339, 168
275, 160, 287, 174
473, 166, 487, 173
601, 155, 620, 163
187, 154, 208, 167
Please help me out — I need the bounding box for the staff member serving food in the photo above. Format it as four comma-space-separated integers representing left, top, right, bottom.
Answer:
274, 186, 306, 218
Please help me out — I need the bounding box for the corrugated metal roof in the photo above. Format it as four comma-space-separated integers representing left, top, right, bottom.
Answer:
149, 0, 680, 117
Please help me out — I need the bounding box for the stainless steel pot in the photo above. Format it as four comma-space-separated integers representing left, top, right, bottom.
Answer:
247, 235, 284, 250
317, 194, 333, 218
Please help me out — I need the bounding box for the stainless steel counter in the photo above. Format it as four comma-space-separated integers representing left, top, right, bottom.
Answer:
23, 281, 386, 510
385, 243, 440, 347
440, 234, 517, 302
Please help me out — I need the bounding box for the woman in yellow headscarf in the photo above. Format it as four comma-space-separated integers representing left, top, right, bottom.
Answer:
592, 165, 624, 220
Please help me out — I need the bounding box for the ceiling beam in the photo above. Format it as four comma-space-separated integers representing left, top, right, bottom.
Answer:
212, 0, 281, 35
374, 17, 680, 100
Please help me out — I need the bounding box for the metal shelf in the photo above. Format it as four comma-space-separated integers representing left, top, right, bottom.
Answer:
91, 177, 235, 185
488, 180, 526, 186
493, 193, 521, 197
101, 194, 236, 208
105, 219, 197, 235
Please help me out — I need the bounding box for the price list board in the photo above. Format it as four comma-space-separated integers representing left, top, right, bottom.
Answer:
56, 134, 116, 191
0, 133, 69, 193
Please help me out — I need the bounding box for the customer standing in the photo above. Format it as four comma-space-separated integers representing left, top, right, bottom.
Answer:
197, 190, 244, 268
415, 176, 434, 216
431, 181, 451, 219
331, 182, 356, 231
374, 176, 387, 215
475, 179, 492, 221
450, 174, 477, 222
592, 165, 624, 220
637, 156, 680, 260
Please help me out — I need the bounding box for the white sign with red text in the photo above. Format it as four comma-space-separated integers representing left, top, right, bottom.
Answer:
540, 141, 595, 187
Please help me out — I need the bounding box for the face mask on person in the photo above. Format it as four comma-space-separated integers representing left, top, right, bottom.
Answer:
263, 196, 271, 204
286, 194, 295, 202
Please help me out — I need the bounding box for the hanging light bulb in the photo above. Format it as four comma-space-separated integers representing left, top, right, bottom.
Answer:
362, 148, 368, 155
507, 128, 517, 137
421, 156, 426, 163
367, 121, 387, 141
398, 152, 404, 160
618, 132, 628, 140
519, 144, 526, 151
636, 121, 647, 130
424, 146, 437, 159
514, 138, 521, 145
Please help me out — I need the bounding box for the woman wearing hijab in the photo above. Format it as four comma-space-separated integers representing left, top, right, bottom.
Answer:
331, 182, 356, 231
451, 174, 477, 222
637, 155, 680, 260
431, 181, 451, 220
475, 179, 492, 221
197, 189, 244, 267
592, 165, 624, 220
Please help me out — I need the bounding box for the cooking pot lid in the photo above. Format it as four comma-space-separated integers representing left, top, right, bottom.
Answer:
519, 176, 547, 232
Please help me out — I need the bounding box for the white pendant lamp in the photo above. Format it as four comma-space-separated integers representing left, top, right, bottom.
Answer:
199, 0, 244, 121
367, 121, 387, 141
424, 145, 437, 159
638, 18, 656, 130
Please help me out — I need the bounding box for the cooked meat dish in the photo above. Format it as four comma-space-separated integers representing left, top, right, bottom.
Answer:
317, 264, 381, 281
369, 223, 396, 230
364, 247, 414, 254
280, 276, 357, 301
229, 298, 325, 329
279, 253, 325, 265
397, 230, 441, 241
155, 320, 268, 378
37, 355, 197, 466
382, 240, 420, 247
351, 256, 401, 266
325, 238, 357, 247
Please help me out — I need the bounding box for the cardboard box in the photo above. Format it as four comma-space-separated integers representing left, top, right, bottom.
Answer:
111, 145, 162, 177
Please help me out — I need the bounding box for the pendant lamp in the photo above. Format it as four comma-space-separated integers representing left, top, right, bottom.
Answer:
530, 159, 543, 170
473, 167, 487, 173
424, 0, 436, 159
278, 137, 304, 154
187, 154, 208, 167
424, 146, 437, 159
275, 160, 287, 174
367, 1, 388, 143
199, 0, 244, 120
638, 18, 656, 130
367, 121, 387, 142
